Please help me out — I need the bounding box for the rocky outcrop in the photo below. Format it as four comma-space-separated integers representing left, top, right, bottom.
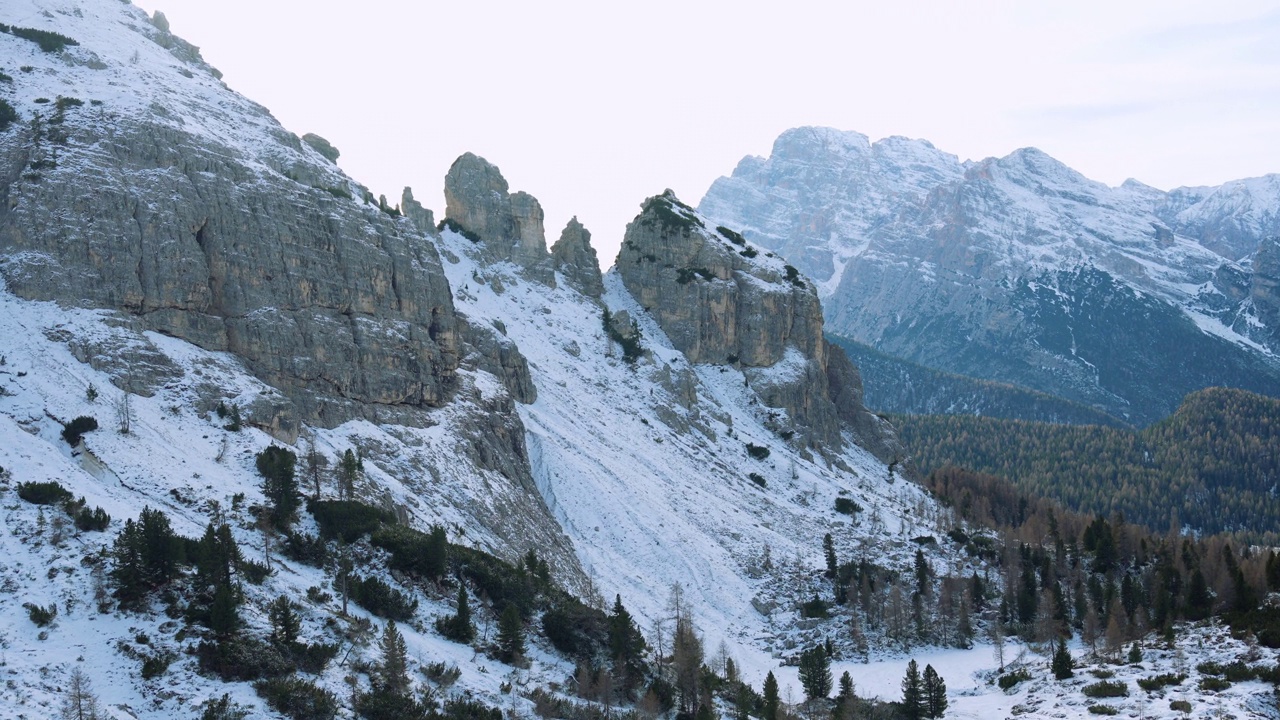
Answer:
458, 316, 537, 404
401, 187, 438, 237
616, 190, 897, 457
551, 217, 604, 298
619, 192, 824, 367
302, 133, 340, 164
0, 110, 459, 430
443, 153, 555, 283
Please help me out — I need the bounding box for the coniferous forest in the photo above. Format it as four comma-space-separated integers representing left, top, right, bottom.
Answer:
893, 387, 1280, 543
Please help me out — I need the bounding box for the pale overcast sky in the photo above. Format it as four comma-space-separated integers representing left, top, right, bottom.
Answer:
135, 0, 1280, 266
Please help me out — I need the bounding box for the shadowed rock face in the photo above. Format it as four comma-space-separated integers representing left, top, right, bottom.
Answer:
614, 191, 902, 460
0, 118, 461, 429
1254, 237, 1280, 342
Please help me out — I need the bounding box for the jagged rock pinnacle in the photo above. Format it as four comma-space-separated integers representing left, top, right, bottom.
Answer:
443, 153, 554, 283
551, 217, 604, 298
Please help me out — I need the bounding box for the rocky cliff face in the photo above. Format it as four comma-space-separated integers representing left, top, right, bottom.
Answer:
0, 3, 472, 430
1, 120, 462, 431
615, 191, 899, 458
701, 127, 1280, 425
0, 0, 583, 586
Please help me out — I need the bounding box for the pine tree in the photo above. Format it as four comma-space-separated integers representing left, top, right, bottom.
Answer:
1017, 562, 1038, 630
835, 671, 855, 718
901, 659, 924, 720
798, 645, 832, 700
256, 446, 299, 530
209, 581, 240, 638
497, 604, 525, 663
838, 671, 854, 700
824, 533, 838, 579
1126, 642, 1143, 664
110, 518, 145, 607
195, 523, 241, 590
672, 615, 704, 713
1185, 568, 1212, 620
734, 683, 753, 720
694, 689, 717, 720
762, 671, 779, 720
376, 620, 410, 695
914, 549, 932, 597
922, 664, 947, 719
338, 448, 362, 500
609, 594, 645, 692
138, 506, 182, 587
1051, 636, 1074, 679
303, 435, 327, 501
436, 584, 475, 643
268, 596, 301, 646
955, 592, 974, 648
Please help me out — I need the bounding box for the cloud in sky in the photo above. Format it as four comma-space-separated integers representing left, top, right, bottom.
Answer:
134, 0, 1280, 265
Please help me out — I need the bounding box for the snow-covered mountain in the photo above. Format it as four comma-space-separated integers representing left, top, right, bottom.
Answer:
700, 127, 1280, 425
0, 1, 932, 715
3, 4, 1280, 720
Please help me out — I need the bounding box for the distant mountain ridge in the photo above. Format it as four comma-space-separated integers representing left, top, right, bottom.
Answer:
701, 127, 1280, 425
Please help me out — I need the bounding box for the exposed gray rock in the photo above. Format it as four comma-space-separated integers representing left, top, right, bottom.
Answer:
551, 217, 604, 298
458, 315, 537, 404
0, 0, 591, 603
618, 192, 825, 368
302, 133, 340, 163
443, 153, 555, 284
654, 363, 698, 410
824, 340, 904, 464
245, 393, 300, 444
510, 191, 548, 269
0, 119, 460, 429
616, 190, 891, 453
444, 152, 513, 242
1214, 262, 1252, 302
150, 10, 170, 33
401, 187, 438, 237
43, 319, 182, 398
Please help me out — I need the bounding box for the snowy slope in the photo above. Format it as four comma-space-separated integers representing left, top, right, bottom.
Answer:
0, 284, 585, 719
434, 225, 933, 673
4, 277, 1275, 719
0, 0, 340, 181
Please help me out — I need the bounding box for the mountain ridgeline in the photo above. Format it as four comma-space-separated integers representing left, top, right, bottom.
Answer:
700, 127, 1280, 426
895, 387, 1280, 543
